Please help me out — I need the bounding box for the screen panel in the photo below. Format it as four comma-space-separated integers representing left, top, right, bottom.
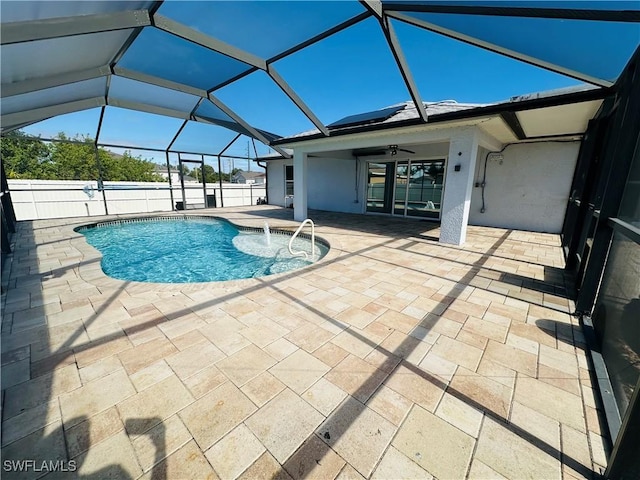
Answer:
98, 106, 185, 149
21, 108, 103, 140
274, 17, 410, 127
171, 121, 244, 155
391, 18, 584, 104
402, 11, 639, 82
0, 1, 153, 23
214, 70, 316, 138
1, 29, 133, 84
117, 28, 253, 91
1, 78, 106, 115
157, 0, 366, 60
109, 76, 201, 114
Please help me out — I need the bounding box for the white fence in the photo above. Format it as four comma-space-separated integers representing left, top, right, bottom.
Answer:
7, 180, 267, 221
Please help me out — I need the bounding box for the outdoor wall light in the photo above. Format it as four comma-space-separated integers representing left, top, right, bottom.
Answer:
454, 164, 461, 172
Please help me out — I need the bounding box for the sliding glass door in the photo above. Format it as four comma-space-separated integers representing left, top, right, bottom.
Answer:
367, 159, 445, 219
366, 163, 394, 213
406, 160, 445, 218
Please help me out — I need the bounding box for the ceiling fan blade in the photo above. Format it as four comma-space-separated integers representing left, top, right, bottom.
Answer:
398, 148, 415, 154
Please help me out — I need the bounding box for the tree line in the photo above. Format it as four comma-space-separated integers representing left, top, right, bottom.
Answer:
1, 131, 244, 184
185, 164, 241, 184
2, 131, 162, 182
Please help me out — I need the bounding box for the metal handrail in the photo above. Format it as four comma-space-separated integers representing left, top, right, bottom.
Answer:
288, 218, 315, 260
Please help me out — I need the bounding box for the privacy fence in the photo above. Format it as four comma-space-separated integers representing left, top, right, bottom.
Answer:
7, 180, 266, 221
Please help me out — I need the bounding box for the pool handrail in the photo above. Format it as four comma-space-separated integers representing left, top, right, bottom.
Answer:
288, 218, 315, 260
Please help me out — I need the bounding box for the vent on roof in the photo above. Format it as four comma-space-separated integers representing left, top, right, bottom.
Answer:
328, 104, 406, 129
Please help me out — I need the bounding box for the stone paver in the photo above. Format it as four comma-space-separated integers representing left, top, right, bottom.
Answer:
282, 434, 346, 480
206, 424, 265, 480
317, 396, 396, 478
74, 430, 142, 479
302, 378, 348, 417
130, 414, 192, 472
139, 440, 219, 480
59, 369, 136, 427
180, 381, 256, 451
270, 349, 330, 394
325, 355, 389, 404
238, 452, 293, 480
393, 405, 475, 479
118, 374, 194, 436
216, 344, 277, 387
0, 208, 604, 479
241, 371, 287, 407
366, 385, 412, 426
1, 400, 61, 447
246, 388, 324, 463
475, 416, 561, 479
65, 407, 123, 458
371, 446, 433, 480
4, 364, 81, 419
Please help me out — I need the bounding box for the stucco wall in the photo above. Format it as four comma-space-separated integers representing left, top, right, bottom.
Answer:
308, 157, 361, 213
267, 157, 361, 213
267, 161, 290, 207
469, 141, 580, 233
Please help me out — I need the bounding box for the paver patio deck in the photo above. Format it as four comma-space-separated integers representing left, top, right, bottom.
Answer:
1, 206, 608, 479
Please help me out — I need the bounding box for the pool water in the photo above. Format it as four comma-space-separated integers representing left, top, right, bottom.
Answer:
78, 217, 328, 283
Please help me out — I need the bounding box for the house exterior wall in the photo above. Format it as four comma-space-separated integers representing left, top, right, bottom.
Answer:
269, 127, 580, 235
267, 161, 290, 207
308, 157, 361, 214
468, 141, 580, 233
267, 157, 361, 213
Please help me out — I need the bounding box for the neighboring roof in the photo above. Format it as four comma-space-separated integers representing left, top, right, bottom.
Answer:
1, 2, 638, 157
234, 170, 265, 179
153, 164, 178, 173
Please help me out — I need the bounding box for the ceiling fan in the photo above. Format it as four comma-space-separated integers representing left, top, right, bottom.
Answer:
389, 145, 415, 156
353, 145, 416, 157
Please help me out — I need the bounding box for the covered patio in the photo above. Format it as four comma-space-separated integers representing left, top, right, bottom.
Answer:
1, 207, 605, 479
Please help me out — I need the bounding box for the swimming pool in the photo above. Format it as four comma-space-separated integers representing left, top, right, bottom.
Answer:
77, 216, 328, 283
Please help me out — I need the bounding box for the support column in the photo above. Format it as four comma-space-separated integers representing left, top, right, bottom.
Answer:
440, 128, 480, 245
293, 150, 308, 221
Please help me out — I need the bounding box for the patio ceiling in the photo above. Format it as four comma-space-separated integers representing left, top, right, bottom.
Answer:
1, 1, 639, 156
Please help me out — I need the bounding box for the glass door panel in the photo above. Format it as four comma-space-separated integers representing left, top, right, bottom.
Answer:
394, 162, 409, 215
366, 162, 393, 213
406, 160, 445, 219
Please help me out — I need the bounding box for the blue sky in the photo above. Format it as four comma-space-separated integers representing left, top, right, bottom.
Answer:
21, 2, 639, 170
